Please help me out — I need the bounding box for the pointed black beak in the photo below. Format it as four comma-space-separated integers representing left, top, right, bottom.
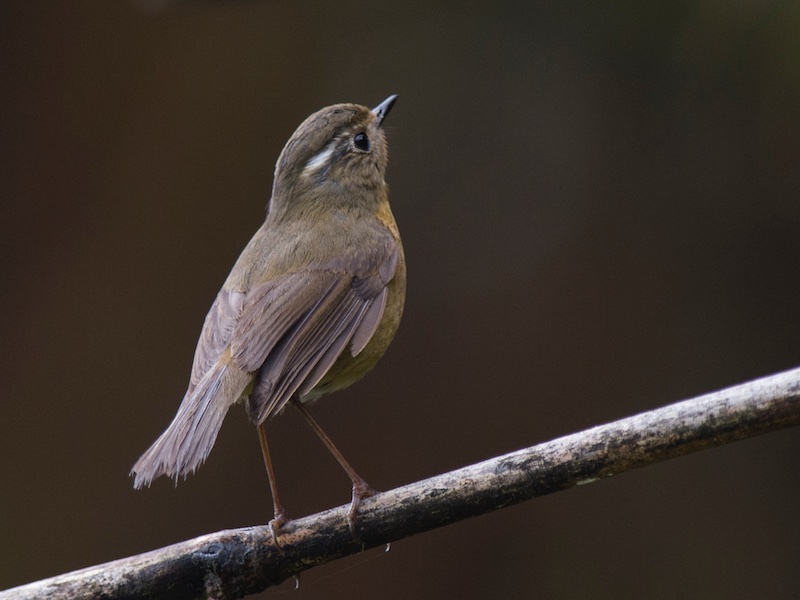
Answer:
372, 94, 398, 125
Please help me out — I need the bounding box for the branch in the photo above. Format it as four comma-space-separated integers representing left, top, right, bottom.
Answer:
4, 367, 800, 599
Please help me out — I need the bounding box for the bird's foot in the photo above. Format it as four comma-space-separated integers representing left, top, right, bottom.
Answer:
347, 479, 378, 541
268, 509, 289, 551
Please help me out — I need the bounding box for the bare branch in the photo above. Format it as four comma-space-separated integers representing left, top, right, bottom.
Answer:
3, 367, 800, 600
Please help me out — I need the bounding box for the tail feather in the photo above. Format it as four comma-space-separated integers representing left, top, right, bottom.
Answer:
131, 356, 251, 488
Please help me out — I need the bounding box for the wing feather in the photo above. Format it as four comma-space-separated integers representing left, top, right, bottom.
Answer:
247, 274, 366, 422
241, 245, 400, 424
349, 286, 387, 356
188, 290, 245, 394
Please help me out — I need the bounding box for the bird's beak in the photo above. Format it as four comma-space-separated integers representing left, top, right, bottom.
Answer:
372, 94, 398, 125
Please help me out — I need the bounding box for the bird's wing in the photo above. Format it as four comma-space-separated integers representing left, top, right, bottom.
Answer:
187, 288, 246, 395
232, 243, 400, 424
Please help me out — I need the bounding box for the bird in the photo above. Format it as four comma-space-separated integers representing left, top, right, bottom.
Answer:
131, 95, 405, 540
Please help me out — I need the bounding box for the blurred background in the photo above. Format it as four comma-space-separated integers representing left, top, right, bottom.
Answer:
2, 1, 800, 598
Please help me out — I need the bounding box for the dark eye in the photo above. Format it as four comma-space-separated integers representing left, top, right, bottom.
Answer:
353, 132, 370, 151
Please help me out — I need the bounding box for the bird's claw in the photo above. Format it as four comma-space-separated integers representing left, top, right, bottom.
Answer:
268, 510, 289, 551
347, 480, 378, 540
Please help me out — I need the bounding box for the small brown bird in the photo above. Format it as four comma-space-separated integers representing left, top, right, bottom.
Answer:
132, 95, 405, 538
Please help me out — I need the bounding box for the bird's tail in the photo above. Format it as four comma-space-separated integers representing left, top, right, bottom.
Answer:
131, 355, 251, 488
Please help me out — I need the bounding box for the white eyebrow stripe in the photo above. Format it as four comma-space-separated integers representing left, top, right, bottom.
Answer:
303, 142, 336, 174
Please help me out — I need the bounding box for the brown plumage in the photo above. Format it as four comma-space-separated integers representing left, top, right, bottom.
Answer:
131, 96, 405, 536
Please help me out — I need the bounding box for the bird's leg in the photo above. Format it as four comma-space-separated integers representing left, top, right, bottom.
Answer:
258, 423, 288, 548
292, 397, 377, 539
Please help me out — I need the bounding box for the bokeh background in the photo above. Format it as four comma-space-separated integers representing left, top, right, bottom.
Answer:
3, 2, 800, 598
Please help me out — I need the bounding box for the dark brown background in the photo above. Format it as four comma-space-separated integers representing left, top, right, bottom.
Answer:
3, 2, 800, 598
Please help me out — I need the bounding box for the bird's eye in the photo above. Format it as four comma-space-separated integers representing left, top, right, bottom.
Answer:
353, 132, 370, 151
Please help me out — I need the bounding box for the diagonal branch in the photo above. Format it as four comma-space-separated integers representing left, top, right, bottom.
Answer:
3, 367, 800, 600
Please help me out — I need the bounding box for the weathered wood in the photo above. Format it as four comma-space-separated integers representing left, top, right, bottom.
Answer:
3, 367, 799, 599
